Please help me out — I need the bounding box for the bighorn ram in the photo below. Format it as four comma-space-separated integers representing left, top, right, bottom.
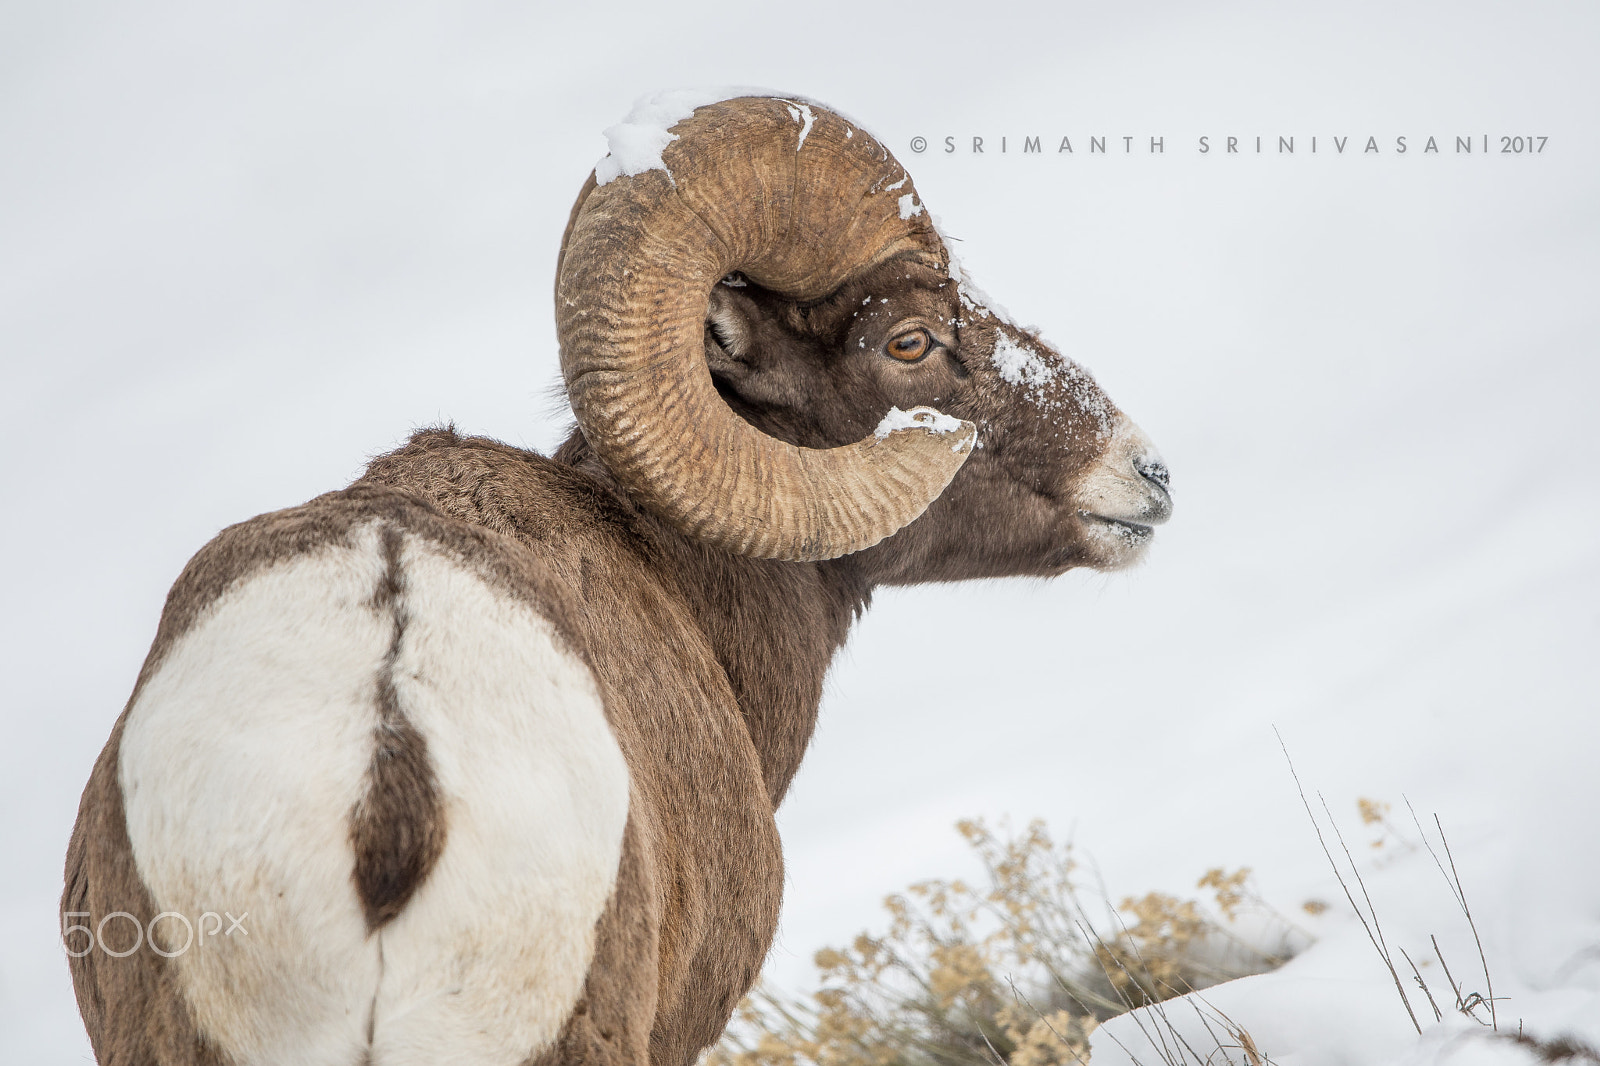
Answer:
63, 93, 1171, 1066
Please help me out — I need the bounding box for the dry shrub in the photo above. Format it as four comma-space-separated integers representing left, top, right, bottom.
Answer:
707, 819, 1306, 1066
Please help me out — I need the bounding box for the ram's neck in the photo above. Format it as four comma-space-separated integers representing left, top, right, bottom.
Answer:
548, 431, 871, 806
671, 540, 870, 806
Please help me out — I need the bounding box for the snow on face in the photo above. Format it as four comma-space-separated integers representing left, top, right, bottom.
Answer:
932, 248, 1110, 437
874, 405, 965, 439
992, 332, 1055, 389
988, 327, 1113, 437
875, 406, 978, 455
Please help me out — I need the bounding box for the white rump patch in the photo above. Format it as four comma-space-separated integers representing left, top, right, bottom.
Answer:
120, 523, 628, 1066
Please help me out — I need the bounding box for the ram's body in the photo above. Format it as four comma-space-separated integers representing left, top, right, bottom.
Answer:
64, 95, 1172, 1066
67, 435, 824, 1065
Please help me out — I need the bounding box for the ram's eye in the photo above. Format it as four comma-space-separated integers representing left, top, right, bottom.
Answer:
885, 329, 932, 362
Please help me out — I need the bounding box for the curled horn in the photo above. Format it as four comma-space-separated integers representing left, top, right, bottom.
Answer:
556, 96, 974, 561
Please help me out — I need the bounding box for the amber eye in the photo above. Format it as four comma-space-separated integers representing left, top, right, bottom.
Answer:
885, 329, 932, 362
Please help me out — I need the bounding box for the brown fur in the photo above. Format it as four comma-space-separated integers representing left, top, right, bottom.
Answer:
65, 711, 235, 1066
65, 240, 1160, 1064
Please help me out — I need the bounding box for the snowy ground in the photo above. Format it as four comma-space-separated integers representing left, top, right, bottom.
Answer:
3, 2, 1597, 1063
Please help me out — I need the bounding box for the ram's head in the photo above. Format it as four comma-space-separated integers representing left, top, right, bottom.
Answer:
557, 95, 1171, 579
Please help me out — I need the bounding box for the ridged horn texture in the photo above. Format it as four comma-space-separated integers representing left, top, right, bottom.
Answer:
556, 96, 975, 562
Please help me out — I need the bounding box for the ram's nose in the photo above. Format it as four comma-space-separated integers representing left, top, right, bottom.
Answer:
1135, 453, 1170, 492
1076, 420, 1172, 528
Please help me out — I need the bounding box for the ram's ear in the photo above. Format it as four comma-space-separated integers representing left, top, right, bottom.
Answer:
704, 283, 756, 381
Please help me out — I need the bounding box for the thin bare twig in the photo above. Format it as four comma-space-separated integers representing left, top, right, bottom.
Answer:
1183, 998, 1236, 1066
1321, 792, 1419, 1024
1075, 919, 1182, 1063
1056, 980, 1151, 1066
1433, 934, 1469, 1015
1275, 729, 1421, 1034
1234, 1028, 1266, 1066
1399, 947, 1443, 1023
1003, 976, 1092, 1066
1435, 816, 1498, 1031
1100, 907, 1211, 1066
1405, 799, 1498, 1030
1187, 990, 1275, 1066
972, 1011, 1012, 1066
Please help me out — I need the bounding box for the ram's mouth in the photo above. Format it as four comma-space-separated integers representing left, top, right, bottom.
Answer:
1080, 512, 1155, 541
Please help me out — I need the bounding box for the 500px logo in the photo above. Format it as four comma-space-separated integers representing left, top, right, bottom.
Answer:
62, 910, 249, 958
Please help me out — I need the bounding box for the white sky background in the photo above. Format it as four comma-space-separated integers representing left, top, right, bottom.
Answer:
2, 2, 1597, 1061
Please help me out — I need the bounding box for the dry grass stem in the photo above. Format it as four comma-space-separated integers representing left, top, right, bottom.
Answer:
1399, 947, 1444, 1023
1275, 729, 1422, 1034
1404, 798, 1498, 1031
